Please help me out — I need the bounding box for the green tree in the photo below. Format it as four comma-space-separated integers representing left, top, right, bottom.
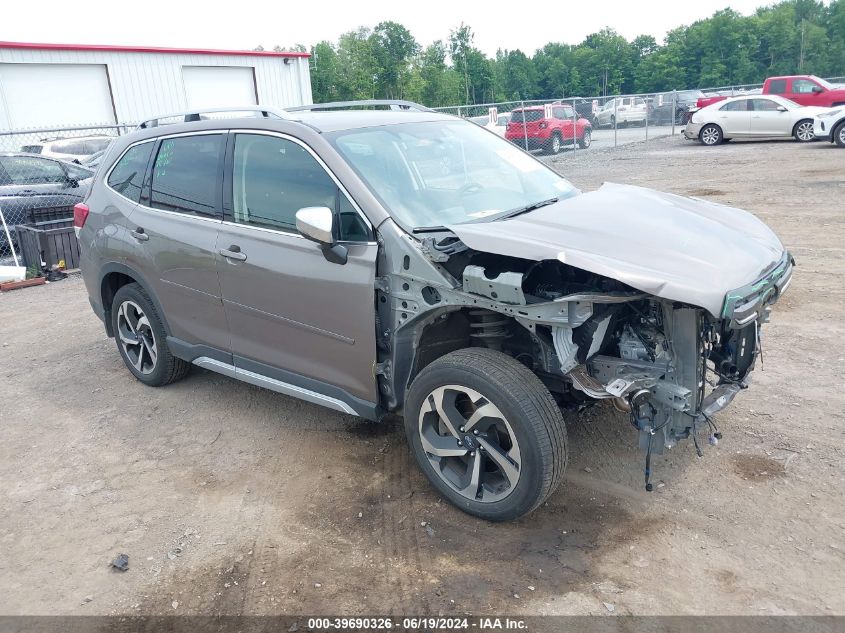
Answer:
370, 21, 420, 98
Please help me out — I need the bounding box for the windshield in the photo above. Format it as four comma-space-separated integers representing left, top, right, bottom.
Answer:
328, 120, 578, 230
811, 76, 834, 90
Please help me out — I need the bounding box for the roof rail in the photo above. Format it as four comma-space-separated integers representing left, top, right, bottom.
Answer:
286, 99, 435, 113
136, 106, 291, 130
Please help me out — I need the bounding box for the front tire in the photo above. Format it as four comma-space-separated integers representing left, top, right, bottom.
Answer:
834, 121, 845, 148
405, 348, 567, 521
793, 119, 815, 142
546, 132, 562, 155
700, 123, 723, 146
111, 283, 190, 387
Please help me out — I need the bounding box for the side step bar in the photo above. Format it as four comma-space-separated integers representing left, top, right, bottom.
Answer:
193, 357, 357, 416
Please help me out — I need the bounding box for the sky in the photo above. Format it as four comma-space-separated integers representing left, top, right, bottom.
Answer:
4, 0, 775, 56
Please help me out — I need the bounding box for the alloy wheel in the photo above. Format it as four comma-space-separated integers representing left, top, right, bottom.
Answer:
552, 135, 561, 154
701, 126, 720, 145
117, 300, 158, 375
582, 129, 592, 147
796, 121, 814, 142
418, 384, 522, 503
838, 125, 845, 146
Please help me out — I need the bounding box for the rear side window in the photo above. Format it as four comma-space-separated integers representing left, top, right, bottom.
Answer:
768, 79, 787, 94
150, 135, 223, 216
720, 100, 749, 112
107, 142, 153, 203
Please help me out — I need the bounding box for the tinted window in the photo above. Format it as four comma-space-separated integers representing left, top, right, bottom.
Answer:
108, 142, 153, 202
768, 79, 787, 94
150, 135, 223, 216
232, 134, 368, 241
0, 156, 66, 184
720, 100, 749, 112
511, 110, 543, 123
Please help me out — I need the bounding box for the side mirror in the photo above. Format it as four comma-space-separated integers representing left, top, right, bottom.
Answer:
812, 86, 823, 94
777, 106, 788, 112
295, 206, 348, 265
66, 177, 80, 188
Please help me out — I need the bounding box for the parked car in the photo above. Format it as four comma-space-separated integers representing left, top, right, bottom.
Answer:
78, 102, 792, 521
505, 104, 592, 153
684, 95, 825, 145
469, 113, 511, 137
570, 98, 598, 125
21, 135, 115, 163
694, 76, 845, 112
813, 108, 845, 147
650, 90, 706, 125
0, 153, 93, 258
594, 97, 648, 128
81, 148, 109, 170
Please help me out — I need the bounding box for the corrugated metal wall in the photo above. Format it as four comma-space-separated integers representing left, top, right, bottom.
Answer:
0, 47, 312, 128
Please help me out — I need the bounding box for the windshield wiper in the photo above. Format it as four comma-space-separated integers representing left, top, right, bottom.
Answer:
493, 197, 560, 222
412, 225, 452, 233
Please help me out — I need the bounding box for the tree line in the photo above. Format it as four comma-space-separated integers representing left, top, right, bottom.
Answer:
259, 0, 845, 107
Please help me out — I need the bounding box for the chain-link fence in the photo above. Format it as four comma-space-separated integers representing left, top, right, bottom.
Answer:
434, 91, 690, 156
433, 76, 845, 157
0, 123, 133, 276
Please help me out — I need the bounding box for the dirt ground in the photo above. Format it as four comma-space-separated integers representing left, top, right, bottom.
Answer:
1, 135, 843, 618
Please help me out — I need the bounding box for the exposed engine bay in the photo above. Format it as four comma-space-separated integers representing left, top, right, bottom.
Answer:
374, 220, 793, 490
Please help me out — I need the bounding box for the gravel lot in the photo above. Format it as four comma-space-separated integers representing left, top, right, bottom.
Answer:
1, 135, 843, 617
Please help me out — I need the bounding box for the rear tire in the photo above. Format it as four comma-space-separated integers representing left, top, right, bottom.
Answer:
405, 348, 567, 521
793, 119, 815, 142
111, 283, 190, 387
578, 128, 592, 149
699, 124, 723, 146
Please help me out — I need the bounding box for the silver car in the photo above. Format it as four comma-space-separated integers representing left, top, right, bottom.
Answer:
77, 103, 793, 521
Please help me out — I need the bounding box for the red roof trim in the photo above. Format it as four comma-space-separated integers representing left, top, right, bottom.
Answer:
0, 41, 310, 58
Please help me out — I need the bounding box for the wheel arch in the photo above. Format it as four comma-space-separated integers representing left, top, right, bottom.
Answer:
792, 117, 814, 138
99, 263, 170, 338
699, 122, 723, 144
385, 306, 528, 415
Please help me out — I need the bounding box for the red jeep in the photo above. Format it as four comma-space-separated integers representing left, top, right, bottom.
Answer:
505, 104, 592, 154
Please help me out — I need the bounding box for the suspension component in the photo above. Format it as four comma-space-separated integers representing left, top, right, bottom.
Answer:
468, 310, 510, 351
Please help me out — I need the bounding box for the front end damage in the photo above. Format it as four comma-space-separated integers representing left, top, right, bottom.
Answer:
375, 218, 793, 490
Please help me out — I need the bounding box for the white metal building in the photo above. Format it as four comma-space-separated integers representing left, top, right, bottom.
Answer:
0, 41, 313, 129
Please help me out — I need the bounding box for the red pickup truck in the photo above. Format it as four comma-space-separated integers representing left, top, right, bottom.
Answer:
695, 75, 845, 110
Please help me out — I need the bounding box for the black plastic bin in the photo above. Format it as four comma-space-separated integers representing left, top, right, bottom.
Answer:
15, 219, 80, 272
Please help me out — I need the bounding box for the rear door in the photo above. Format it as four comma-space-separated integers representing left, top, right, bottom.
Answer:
552, 106, 575, 141
714, 99, 751, 136
215, 131, 378, 405
124, 132, 231, 356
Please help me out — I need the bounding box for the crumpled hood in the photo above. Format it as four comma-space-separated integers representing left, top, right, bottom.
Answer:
447, 183, 785, 316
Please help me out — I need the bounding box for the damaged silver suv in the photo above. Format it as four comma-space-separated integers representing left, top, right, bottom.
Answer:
77, 102, 793, 521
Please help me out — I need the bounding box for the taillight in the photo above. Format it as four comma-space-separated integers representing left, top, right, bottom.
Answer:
73, 203, 90, 237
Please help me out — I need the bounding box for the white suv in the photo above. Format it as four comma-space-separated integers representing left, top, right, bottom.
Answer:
21, 135, 114, 162
595, 97, 648, 128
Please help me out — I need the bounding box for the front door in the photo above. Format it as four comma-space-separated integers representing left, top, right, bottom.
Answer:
216, 131, 378, 405
749, 98, 789, 136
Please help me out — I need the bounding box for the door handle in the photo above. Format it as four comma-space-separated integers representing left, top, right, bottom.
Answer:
131, 227, 149, 242
219, 246, 247, 261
